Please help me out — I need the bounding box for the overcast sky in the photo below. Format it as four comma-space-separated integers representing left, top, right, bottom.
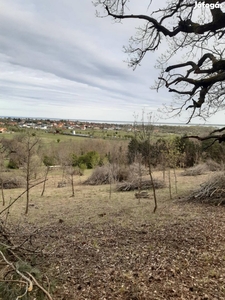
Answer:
0, 0, 224, 124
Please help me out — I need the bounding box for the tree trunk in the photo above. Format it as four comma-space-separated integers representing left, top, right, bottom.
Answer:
168, 168, 172, 200
41, 166, 49, 197
1, 179, 5, 206
148, 162, 157, 213
71, 174, 75, 197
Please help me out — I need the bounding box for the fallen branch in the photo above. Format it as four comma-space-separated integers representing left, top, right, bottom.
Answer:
116, 179, 165, 191
0, 250, 53, 300
0, 250, 33, 294
26, 272, 53, 300
187, 172, 225, 204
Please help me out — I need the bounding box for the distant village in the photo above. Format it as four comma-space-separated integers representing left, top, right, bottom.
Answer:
0, 117, 212, 138
0, 117, 135, 135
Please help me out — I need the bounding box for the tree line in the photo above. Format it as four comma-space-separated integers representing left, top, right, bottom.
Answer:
1, 131, 225, 214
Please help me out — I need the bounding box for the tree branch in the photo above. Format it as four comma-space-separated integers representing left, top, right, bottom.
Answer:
0, 179, 47, 216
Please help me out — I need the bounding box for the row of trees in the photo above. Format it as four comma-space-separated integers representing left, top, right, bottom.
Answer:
3, 132, 224, 175
128, 135, 225, 168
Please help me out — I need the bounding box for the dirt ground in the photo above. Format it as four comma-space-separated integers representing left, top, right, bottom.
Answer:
1, 170, 225, 299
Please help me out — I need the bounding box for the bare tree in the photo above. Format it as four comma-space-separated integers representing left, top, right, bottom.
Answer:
21, 134, 41, 214
165, 140, 180, 197
0, 142, 7, 206
56, 142, 81, 197
2, 133, 41, 214
131, 112, 158, 212
41, 166, 50, 197
94, 0, 225, 124
66, 166, 77, 197
142, 120, 158, 213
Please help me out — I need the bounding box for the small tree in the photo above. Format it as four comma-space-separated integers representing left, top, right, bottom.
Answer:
66, 166, 76, 197
21, 134, 41, 214
155, 138, 168, 181
0, 142, 7, 206
164, 139, 180, 198
3, 133, 41, 214
39, 147, 57, 197
128, 113, 158, 212
141, 128, 158, 213
134, 153, 144, 204
40, 166, 50, 197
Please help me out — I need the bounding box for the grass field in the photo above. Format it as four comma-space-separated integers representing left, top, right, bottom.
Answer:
1, 168, 225, 299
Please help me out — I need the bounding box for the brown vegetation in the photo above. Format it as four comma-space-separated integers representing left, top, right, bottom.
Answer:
188, 172, 225, 205
1, 131, 225, 299
181, 160, 222, 176
0, 174, 25, 189
1, 170, 225, 299
83, 164, 130, 185
116, 178, 165, 192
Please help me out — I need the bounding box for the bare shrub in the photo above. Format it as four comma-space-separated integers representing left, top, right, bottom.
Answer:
205, 159, 222, 172
181, 164, 208, 176
84, 164, 129, 185
116, 178, 165, 192
0, 175, 25, 189
182, 160, 222, 176
128, 163, 148, 177
84, 166, 109, 185
135, 191, 150, 199
188, 172, 225, 204
57, 181, 67, 188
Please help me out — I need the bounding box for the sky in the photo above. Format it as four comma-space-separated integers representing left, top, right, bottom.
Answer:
0, 0, 224, 124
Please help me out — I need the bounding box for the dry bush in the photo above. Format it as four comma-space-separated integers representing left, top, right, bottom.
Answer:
128, 163, 148, 177
205, 159, 222, 171
83, 164, 130, 185
188, 172, 225, 204
57, 181, 67, 188
116, 178, 165, 192
83, 165, 109, 185
181, 164, 209, 176
135, 191, 150, 199
181, 160, 222, 176
0, 175, 25, 189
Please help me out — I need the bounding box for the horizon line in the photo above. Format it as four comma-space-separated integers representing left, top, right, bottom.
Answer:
0, 115, 224, 127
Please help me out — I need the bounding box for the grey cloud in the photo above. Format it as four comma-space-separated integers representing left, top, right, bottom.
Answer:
0, 0, 174, 121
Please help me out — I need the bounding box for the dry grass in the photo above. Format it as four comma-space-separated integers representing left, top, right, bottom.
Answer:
0, 169, 209, 225
1, 169, 225, 299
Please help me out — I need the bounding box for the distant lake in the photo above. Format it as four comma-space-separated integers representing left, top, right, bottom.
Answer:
1, 116, 224, 128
